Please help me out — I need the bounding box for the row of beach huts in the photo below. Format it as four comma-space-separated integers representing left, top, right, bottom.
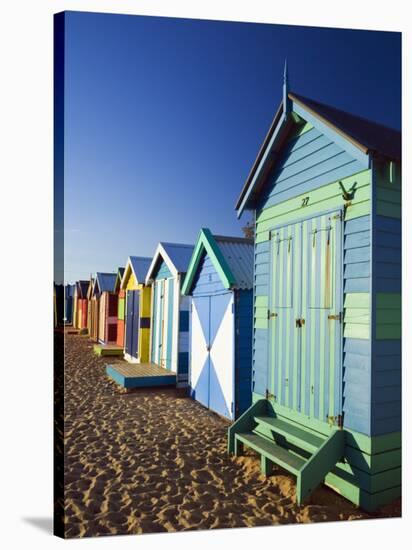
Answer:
59, 230, 254, 421
55, 74, 401, 512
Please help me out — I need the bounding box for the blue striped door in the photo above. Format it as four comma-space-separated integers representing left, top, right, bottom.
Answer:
165, 278, 174, 370
151, 282, 158, 362
125, 291, 134, 355
269, 211, 343, 424
301, 211, 343, 422
269, 221, 301, 410
158, 280, 165, 366
131, 290, 140, 358
125, 291, 139, 358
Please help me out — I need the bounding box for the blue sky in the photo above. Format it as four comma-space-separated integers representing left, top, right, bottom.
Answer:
61, 12, 401, 283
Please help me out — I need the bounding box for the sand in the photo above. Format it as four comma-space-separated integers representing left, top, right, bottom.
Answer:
61, 332, 400, 538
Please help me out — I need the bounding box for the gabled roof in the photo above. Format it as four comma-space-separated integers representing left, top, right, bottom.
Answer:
290, 93, 401, 161
95, 272, 117, 293
236, 91, 401, 215
76, 280, 89, 299
114, 267, 125, 292
181, 228, 254, 295
91, 276, 100, 296
145, 242, 195, 284
121, 256, 152, 289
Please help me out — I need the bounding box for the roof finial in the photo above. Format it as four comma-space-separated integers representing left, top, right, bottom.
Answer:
283, 58, 290, 115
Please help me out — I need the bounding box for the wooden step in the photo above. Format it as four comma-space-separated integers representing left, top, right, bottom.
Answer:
254, 415, 325, 453
235, 432, 305, 475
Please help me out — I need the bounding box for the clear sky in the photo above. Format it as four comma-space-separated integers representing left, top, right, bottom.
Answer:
61, 11, 401, 284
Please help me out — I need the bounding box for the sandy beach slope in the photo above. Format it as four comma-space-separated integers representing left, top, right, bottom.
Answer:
60, 332, 400, 538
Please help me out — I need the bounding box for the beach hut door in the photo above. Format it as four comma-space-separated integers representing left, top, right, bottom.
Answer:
125, 290, 140, 358
268, 211, 343, 424
190, 293, 234, 420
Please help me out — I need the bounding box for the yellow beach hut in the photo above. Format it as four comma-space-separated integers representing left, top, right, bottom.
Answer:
121, 256, 152, 363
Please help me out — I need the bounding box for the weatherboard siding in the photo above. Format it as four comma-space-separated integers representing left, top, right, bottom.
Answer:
234, 290, 253, 416
178, 294, 191, 378
370, 161, 402, 436
256, 169, 371, 244
155, 260, 172, 280
192, 254, 226, 296
257, 123, 367, 212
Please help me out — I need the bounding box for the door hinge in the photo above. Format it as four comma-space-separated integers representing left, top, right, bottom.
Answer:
328, 312, 342, 322
332, 212, 342, 221
267, 310, 278, 320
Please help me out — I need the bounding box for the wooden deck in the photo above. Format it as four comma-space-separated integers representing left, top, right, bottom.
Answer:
94, 344, 123, 357
106, 362, 176, 389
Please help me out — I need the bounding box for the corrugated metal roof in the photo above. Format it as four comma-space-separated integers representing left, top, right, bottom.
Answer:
96, 272, 117, 292
129, 256, 152, 283
214, 235, 254, 290
160, 243, 195, 274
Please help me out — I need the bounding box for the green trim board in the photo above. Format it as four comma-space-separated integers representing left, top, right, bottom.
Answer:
325, 473, 400, 512
376, 292, 401, 340
257, 169, 370, 225
181, 228, 236, 294
255, 169, 371, 243
343, 292, 370, 339
375, 159, 401, 219
254, 295, 268, 330
118, 297, 125, 320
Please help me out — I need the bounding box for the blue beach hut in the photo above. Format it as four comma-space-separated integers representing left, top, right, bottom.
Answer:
145, 242, 194, 386
228, 67, 401, 510
181, 229, 254, 420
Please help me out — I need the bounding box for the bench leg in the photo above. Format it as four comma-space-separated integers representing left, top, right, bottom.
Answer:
261, 455, 273, 476
234, 438, 244, 457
